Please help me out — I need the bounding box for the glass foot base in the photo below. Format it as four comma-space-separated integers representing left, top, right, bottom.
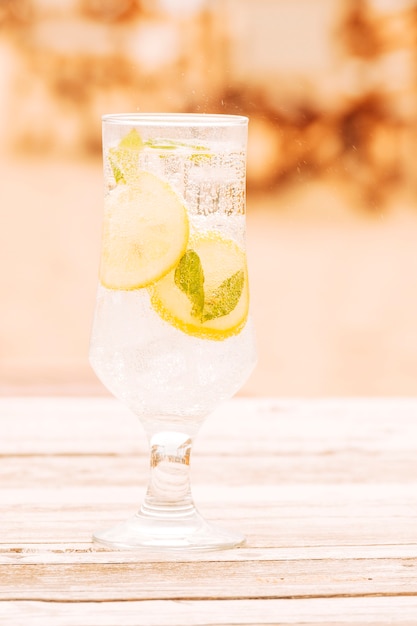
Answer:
93, 509, 245, 551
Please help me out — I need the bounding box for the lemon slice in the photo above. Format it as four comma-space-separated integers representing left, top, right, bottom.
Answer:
99, 171, 189, 290
149, 232, 249, 340
108, 128, 143, 184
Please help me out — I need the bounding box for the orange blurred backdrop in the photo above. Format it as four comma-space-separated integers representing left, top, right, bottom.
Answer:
1, 0, 417, 396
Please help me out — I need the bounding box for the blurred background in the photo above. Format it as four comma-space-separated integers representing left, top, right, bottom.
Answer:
1, 0, 417, 396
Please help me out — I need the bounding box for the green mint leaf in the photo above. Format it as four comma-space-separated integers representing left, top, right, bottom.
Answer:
144, 139, 178, 150
145, 138, 209, 151
174, 250, 205, 317
108, 152, 126, 184
202, 270, 244, 322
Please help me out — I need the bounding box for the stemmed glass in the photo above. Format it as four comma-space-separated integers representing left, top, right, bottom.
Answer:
89, 113, 257, 549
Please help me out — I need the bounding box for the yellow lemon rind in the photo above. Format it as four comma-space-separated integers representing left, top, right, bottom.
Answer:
98, 172, 190, 290
149, 232, 249, 341
149, 294, 249, 341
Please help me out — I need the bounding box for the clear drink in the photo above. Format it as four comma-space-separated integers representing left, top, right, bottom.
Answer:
90, 129, 256, 419
89, 114, 256, 549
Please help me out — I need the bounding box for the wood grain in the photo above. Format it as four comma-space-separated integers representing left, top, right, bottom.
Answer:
1, 557, 417, 601
1, 597, 417, 626
0, 397, 416, 624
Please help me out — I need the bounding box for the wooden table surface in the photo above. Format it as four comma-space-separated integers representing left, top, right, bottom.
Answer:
0, 396, 416, 625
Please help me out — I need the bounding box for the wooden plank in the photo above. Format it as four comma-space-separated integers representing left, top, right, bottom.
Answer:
1, 597, 417, 626
1, 556, 417, 601
0, 484, 416, 545
1, 516, 417, 548
1, 505, 416, 547
1, 397, 417, 455
0, 397, 416, 624
2, 449, 417, 487
2, 481, 417, 508
0, 543, 416, 565
0, 397, 143, 455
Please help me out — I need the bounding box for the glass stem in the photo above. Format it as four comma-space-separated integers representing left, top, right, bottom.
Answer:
140, 430, 196, 519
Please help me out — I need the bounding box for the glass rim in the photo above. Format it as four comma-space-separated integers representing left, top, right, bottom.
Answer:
102, 112, 248, 127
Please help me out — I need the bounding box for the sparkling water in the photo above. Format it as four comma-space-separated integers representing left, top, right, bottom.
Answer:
90, 144, 257, 418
